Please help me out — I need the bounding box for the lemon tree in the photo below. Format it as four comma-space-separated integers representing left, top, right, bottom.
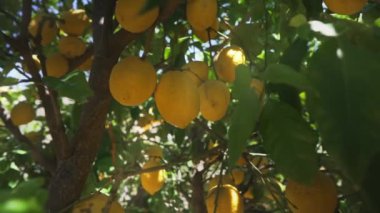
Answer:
0, 0, 380, 212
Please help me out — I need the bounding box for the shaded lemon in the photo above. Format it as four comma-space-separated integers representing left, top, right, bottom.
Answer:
154, 71, 200, 128
182, 61, 209, 86
115, 0, 159, 33
109, 56, 157, 106
146, 145, 163, 158
141, 158, 166, 195
186, 0, 217, 31
206, 184, 244, 213
28, 14, 57, 46
60, 9, 91, 36
46, 53, 69, 78
285, 172, 338, 213
199, 80, 230, 121
231, 169, 244, 185
58, 36, 86, 58
10, 102, 35, 126
193, 18, 219, 42
323, 0, 367, 15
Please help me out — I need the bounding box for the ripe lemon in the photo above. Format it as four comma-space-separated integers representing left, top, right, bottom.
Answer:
285, 172, 338, 213
214, 46, 246, 83
146, 145, 163, 158
250, 78, 265, 97
193, 19, 219, 42
23, 55, 41, 73
199, 80, 230, 121
186, 0, 217, 31
236, 156, 247, 167
28, 15, 58, 46
141, 158, 166, 195
207, 175, 234, 190
60, 9, 90, 36
154, 71, 200, 128
323, 0, 367, 15
206, 184, 244, 213
58, 36, 86, 58
243, 186, 254, 199
72, 193, 124, 213
78, 56, 93, 71
10, 102, 35, 126
115, 0, 159, 33
182, 61, 209, 86
109, 56, 157, 106
46, 53, 69, 78
231, 169, 244, 185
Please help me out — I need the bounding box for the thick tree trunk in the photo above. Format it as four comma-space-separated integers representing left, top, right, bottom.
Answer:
191, 171, 207, 213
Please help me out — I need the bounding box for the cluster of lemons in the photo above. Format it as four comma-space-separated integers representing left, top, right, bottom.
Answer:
27, 9, 92, 77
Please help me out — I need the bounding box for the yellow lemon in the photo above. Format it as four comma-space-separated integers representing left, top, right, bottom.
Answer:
109, 56, 157, 106
207, 175, 234, 190
285, 172, 338, 213
58, 36, 86, 58
323, 0, 367, 15
182, 61, 209, 86
60, 9, 91, 36
28, 14, 58, 46
243, 186, 254, 199
231, 169, 244, 185
46, 53, 69, 78
146, 145, 163, 158
193, 18, 219, 42
199, 80, 230, 121
187, 0, 217, 31
141, 158, 166, 195
214, 46, 246, 83
206, 184, 244, 213
10, 102, 35, 126
72, 193, 124, 213
115, 0, 159, 33
154, 71, 200, 128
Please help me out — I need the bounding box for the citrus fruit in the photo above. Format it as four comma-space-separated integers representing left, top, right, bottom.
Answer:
78, 56, 93, 71
46, 53, 69, 78
207, 175, 234, 190
154, 71, 200, 128
285, 172, 338, 213
231, 169, 244, 185
182, 61, 209, 86
58, 36, 86, 58
324, 0, 367, 15
186, 0, 217, 31
109, 56, 157, 106
60, 9, 90, 36
72, 193, 124, 213
193, 18, 219, 42
146, 145, 163, 158
206, 184, 244, 213
199, 80, 230, 121
141, 158, 166, 195
10, 102, 35, 126
115, 0, 159, 33
214, 46, 246, 82
25, 131, 43, 143
28, 14, 58, 46
243, 186, 254, 199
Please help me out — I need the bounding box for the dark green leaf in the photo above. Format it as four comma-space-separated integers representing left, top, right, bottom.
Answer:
262, 63, 314, 91
43, 71, 93, 103
260, 100, 318, 183
228, 65, 260, 165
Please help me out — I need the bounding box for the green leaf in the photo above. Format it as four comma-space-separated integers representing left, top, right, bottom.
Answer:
43, 71, 93, 103
231, 23, 264, 57
307, 33, 380, 211
228, 65, 260, 165
260, 100, 318, 183
0, 77, 19, 86
261, 63, 314, 91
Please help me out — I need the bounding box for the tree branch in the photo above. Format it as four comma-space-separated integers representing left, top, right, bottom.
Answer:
0, 106, 56, 174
